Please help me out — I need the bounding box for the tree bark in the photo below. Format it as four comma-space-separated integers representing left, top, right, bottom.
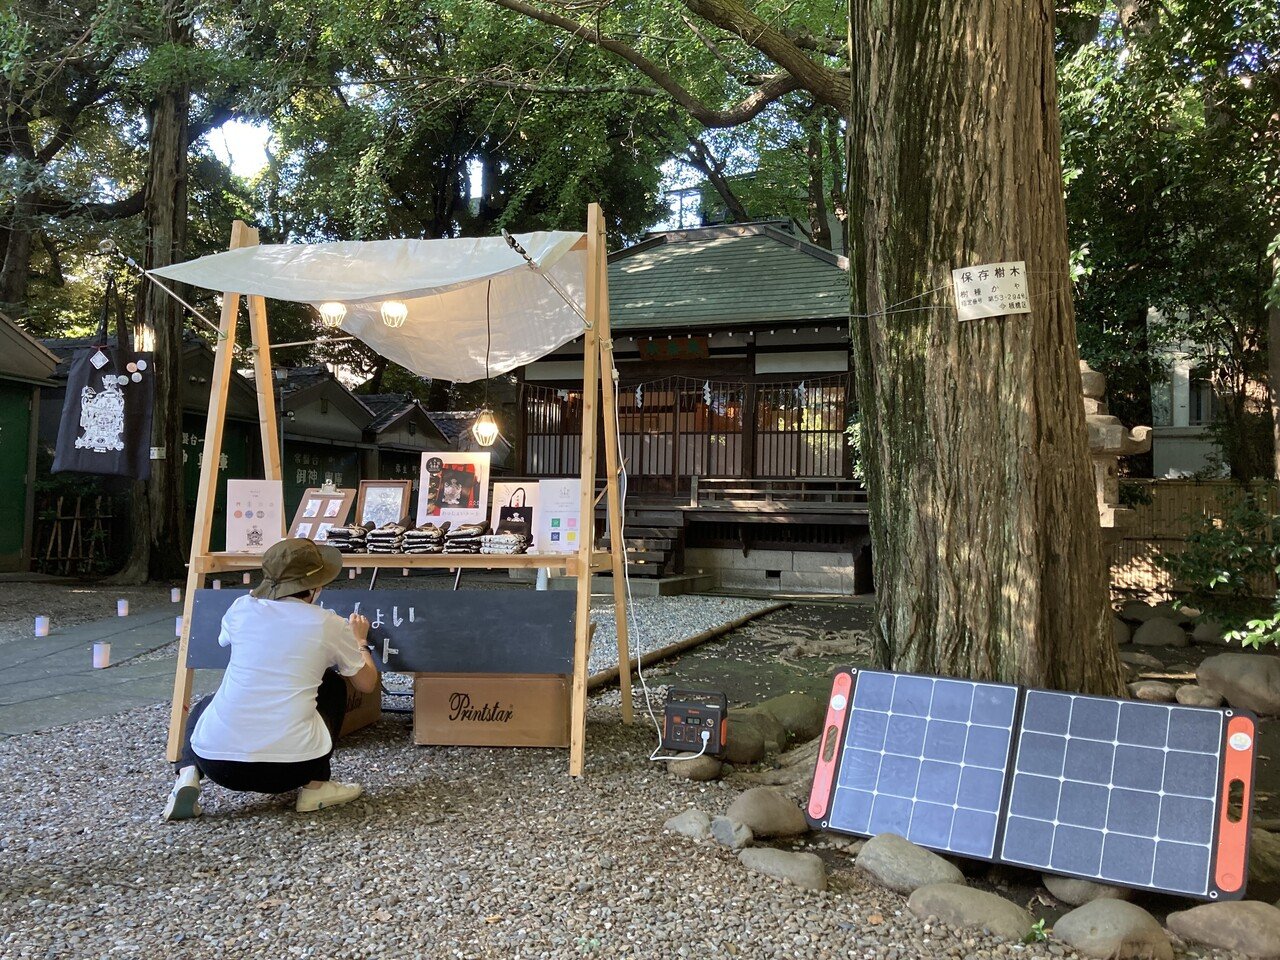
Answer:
117, 6, 193, 583
847, 0, 1124, 694
1270, 251, 1280, 481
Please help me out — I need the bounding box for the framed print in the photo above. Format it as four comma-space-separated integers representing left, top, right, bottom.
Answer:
417, 452, 490, 527
288, 487, 355, 541
226, 479, 285, 553
356, 480, 413, 529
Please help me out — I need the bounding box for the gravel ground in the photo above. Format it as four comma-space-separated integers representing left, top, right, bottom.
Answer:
0, 692, 1251, 960
0, 582, 175, 645
0, 698, 1030, 959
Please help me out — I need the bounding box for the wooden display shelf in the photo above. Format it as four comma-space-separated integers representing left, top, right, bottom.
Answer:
168, 205, 633, 777
196, 550, 604, 574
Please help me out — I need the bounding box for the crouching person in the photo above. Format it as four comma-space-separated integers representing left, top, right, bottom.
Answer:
163, 538, 379, 820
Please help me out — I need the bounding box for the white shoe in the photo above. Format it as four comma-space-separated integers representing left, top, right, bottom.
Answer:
162, 766, 202, 822
295, 781, 363, 813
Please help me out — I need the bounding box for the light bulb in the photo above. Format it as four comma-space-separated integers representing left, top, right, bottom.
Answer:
381, 300, 408, 328
318, 302, 347, 328
471, 409, 500, 447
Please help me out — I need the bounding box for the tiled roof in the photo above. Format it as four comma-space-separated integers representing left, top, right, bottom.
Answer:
608, 222, 849, 331
425, 410, 481, 444
360, 393, 418, 432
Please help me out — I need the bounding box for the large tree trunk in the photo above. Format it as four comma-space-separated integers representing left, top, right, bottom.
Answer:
1270, 251, 1280, 481
117, 6, 192, 583
847, 0, 1124, 694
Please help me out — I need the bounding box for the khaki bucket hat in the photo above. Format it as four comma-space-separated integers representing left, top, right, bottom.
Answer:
251, 537, 344, 601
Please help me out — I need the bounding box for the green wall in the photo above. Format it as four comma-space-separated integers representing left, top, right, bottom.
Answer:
0, 381, 33, 567
182, 414, 254, 552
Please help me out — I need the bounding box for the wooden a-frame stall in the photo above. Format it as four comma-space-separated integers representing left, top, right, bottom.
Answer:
166, 203, 633, 776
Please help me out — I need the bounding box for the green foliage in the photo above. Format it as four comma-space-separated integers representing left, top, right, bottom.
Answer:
1062, 1, 1280, 477
1155, 492, 1280, 646
1025, 918, 1049, 944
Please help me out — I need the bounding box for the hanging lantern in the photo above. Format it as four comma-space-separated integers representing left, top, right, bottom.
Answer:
318, 302, 347, 328
471, 409, 500, 447
380, 300, 408, 328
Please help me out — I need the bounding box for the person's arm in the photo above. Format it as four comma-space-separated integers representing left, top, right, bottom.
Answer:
345, 613, 379, 694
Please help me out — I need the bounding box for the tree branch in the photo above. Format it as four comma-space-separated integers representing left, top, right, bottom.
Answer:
485, 0, 804, 126
680, 0, 850, 111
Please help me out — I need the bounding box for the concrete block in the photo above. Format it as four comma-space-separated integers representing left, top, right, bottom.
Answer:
792, 552, 855, 574
781, 571, 845, 594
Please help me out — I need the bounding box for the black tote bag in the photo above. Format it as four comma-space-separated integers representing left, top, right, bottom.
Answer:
495, 486, 534, 540
52, 279, 156, 480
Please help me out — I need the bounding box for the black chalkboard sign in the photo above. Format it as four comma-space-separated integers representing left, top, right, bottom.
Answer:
186, 589, 576, 674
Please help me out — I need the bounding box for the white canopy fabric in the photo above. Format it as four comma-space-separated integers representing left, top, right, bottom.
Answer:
151, 232, 587, 383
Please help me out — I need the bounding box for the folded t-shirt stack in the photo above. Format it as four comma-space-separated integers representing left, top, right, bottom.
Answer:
403, 522, 450, 555
366, 522, 408, 554
444, 521, 488, 555
325, 522, 371, 553
480, 533, 530, 556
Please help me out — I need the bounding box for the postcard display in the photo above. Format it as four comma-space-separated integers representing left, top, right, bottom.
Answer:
163, 206, 635, 778
289, 487, 355, 542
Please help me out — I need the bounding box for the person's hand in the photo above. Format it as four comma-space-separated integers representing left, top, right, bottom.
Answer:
348, 612, 370, 643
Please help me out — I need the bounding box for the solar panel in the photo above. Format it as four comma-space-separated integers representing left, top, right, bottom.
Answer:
1000, 691, 1253, 900
807, 668, 1258, 900
807, 668, 1020, 860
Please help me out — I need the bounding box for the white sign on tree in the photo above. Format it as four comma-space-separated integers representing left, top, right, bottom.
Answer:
951, 261, 1031, 321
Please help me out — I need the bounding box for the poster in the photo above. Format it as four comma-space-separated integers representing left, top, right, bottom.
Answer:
226, 479, 285, 553
491, 482, 539, 547
417, 452, 490, 528
536, 478, 582, 554
951, 261, 1031, 321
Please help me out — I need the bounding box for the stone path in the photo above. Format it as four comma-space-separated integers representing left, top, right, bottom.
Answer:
0, 609, 219, 736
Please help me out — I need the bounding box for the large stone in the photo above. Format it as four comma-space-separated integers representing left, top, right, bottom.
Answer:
1128, 680, 1176, 702
666, 753, 723, 781
725, 787, 809, 838
1151, 600, 1195, 625
1113, 618, 1132, 645
1197, 653, 1280, 714
738, 848, 827, 891
1132, 618, 1189, 648
1192, 618, 1229, 645
1166, 901, 1280, 958
1175, 684, 1224, 708
722, 719, 767, 765
757, 692, 825, 743
1053, 901, 1172, 960
709, 816, 752, 851
906, 883, 1034, 941
1042, 874, 1132, 906
1252, 829, 1280, 891
663, 809, 711, 841
856, 833, 965, 894
734, 707, 789, 752
1119, 600, 1159, 623
1118, 650, 1164, 671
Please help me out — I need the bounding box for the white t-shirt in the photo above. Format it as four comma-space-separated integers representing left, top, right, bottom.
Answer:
191, 595, 365, 763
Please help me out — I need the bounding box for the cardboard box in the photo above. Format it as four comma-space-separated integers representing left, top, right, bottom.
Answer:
413, 673, 569, 747
340, 675, 381, 737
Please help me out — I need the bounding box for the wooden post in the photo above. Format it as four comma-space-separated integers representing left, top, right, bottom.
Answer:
166, 220, 255, 761
569, 204, 605, 776
247, 284, 282, 490
593, 215, 633, 726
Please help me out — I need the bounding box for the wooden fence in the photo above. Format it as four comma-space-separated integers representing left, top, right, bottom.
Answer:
1110, 479, 1278, 599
